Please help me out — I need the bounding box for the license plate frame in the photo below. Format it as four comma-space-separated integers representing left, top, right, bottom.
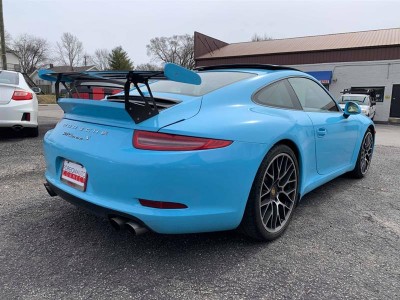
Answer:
61, 159, 88, 192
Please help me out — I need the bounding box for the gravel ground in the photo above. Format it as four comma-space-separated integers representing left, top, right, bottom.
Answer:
0, 115, 399, 300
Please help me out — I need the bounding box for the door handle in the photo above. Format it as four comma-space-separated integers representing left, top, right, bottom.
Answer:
317, 128, 327, 137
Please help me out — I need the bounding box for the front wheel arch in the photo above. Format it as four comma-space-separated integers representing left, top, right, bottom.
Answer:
348, 127, 374, 178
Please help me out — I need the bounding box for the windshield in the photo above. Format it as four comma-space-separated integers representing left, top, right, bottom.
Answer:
339, 95, 367, 104
146, 71, 256, 96
0, 71, 19, 85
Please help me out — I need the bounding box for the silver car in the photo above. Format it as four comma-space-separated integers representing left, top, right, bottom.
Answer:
0, 70, 39, 137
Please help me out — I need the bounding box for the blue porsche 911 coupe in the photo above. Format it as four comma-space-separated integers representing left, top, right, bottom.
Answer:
40, 63, 374, 241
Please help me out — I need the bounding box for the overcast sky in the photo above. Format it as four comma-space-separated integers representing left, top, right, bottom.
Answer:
4, 0, 400, 66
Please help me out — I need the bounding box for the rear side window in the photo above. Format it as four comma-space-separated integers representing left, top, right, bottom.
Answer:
253, 79, 302, 110
0, 71, 19, 85
288, 77, 338, 112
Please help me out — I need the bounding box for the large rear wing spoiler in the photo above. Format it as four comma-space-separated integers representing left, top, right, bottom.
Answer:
38, 63, 201, 124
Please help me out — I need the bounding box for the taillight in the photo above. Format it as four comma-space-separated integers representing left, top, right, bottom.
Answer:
139, 199, 187, 209
12, 90, 33, 101
133, 130, 232, 151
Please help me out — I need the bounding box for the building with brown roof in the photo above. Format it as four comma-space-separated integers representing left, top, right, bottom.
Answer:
194, 28, 400, 122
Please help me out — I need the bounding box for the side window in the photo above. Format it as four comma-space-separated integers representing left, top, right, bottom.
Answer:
288, 77, 339, 112
253, 79, 301, 110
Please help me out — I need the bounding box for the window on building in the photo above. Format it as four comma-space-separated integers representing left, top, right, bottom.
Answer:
352, 86, 385, 103
288, 77, 339, 112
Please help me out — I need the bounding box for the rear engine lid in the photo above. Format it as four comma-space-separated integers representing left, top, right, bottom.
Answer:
58, 93, 202, 130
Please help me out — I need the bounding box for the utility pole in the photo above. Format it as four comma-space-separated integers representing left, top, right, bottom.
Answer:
0, 0, 7, 70
84, 54, 89, 66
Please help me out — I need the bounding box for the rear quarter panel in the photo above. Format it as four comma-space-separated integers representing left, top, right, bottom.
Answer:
161, 71, 318, 198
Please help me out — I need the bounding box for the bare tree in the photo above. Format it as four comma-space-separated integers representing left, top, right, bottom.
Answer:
13, 34, 49, 74
251, 33, 273, 42
135, 63, 162, 71
56, 32, 84, 69
146, 34, 194, 69
92, 48, 110, 70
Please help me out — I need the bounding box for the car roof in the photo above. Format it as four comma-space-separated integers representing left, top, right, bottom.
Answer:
195, 64, 319, 82
195, 64, 299, 72
341, 94, 368, 97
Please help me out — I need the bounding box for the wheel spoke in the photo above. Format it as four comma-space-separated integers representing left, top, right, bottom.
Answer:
263, 206, 273, 224
277, 156, 284, 178
260, 198, 271, 207
279, 167, 295, 188
266, 167, 274, 180
272, 204, 279, 229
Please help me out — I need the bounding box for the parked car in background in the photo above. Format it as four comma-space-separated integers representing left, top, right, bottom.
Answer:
41, 64, 375, 242
338, 88, 376, 120
0, 70, 40, 137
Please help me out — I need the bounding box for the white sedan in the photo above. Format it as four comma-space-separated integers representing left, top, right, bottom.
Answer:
0, 70, 39, 137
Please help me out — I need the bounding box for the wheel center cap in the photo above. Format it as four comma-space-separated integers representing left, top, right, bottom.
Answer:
271, 186, 277, 198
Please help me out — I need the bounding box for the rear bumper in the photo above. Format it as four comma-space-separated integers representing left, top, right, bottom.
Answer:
45, 180, 149, 228
43, 121, 268, 234
0, 100, 38, 128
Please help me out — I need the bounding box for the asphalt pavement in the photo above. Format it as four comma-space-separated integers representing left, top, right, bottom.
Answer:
0, 105, 399, 299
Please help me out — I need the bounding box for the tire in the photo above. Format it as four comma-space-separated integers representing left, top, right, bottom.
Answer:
26, 126, 39, 138
240, 144, 299, 241
348, 129, 374, 179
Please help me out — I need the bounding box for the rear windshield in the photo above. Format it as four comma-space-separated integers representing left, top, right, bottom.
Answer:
0, 71, 19, 85
148, 71, 256, 96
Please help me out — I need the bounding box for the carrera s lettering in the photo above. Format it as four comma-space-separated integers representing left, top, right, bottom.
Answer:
62, 132, 89, 141
63, 123, 108, 135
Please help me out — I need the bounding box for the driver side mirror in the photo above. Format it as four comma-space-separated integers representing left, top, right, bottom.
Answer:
343, 101, 361, 118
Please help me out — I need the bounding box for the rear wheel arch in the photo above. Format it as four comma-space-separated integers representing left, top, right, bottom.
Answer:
242, 138, 302, 215
240, 141, 301, 240
254, 139, 302, 196
277, 139, 301, 165
240, 139, 302, 217
274, 139, 302, 198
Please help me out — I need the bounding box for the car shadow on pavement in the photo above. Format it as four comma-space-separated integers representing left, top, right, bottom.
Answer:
0, 128, 35, 140
3, 198, 275, 292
